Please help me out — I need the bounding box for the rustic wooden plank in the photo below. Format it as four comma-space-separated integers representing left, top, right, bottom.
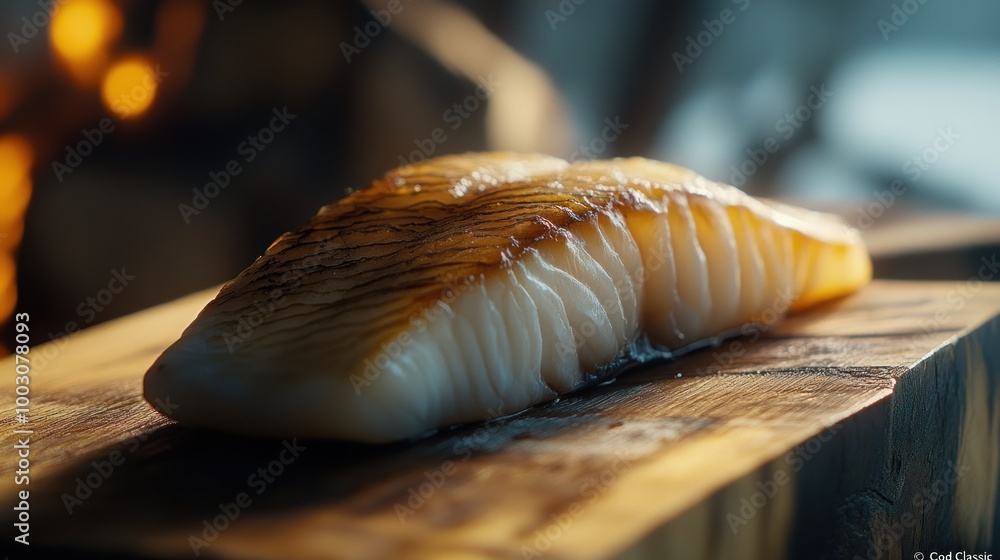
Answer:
862, 214, 1000, 258
1, 280, 999, 559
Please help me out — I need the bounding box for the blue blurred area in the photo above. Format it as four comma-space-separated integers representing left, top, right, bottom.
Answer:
511, 0, 1000, 212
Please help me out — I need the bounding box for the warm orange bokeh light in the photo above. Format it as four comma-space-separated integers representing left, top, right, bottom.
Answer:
0, 135, 33, 225
0, 135, 34, 327
51, 0, 121, 61
101, 56, 158, 118
50, 0, 122, 83
0, 252, 16, 324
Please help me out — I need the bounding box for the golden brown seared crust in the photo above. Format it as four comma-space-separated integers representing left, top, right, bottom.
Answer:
144, 151, 873, 441
187, 152, 863, 369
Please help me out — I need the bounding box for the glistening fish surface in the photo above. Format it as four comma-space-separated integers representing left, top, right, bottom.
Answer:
144, 153, 871, 442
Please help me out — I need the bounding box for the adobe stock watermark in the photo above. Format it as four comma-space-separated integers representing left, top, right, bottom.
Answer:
554, 232, 668, 361
855, 126, 959, 230
520, 450, 633, 559
222, 236, 344, 353
726, 422, 840, 533
31, 267, 137, 373
728, 83, 833, 188
855, 461, 969, 560
61, 395, 178, 514
902, 252, 998, 355
350, 272, 478, 393
189, 439, 306, 556
51, 64, 170, 183
878, 0, 932, 41
694, 286, 796, 376
212, 0, 246, 21
672, 0, 751, 73
178, 106, 296, 224
394, 405, 509, 523
393, 74, 500, 175
7, 0, 68, 54
544, 0, 588, 30
568, 117, 628, 161
340, 0, 414, 62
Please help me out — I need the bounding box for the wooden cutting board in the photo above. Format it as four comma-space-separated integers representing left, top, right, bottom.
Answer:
2, 280, 999, 559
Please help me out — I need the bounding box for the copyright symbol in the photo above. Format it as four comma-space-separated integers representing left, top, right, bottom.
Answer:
914, 553, 924, 560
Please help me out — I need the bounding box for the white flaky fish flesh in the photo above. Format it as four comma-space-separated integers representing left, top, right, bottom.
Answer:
144, 153, 871, 442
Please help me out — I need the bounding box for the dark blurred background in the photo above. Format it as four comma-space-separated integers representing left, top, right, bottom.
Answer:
1, 0, 999, 349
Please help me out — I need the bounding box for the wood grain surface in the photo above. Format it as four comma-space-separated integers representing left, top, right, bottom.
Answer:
2, 280, 999, 559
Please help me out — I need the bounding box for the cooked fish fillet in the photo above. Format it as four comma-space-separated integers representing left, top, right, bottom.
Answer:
144, 152, 871, 442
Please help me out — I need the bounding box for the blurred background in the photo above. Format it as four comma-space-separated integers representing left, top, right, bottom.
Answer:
1, 0, 999, 350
